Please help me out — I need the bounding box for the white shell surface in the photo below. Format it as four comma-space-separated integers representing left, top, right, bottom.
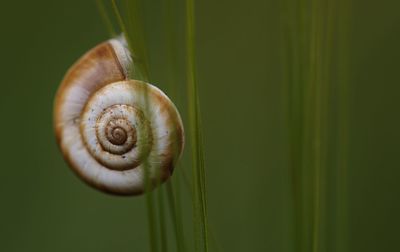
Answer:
56, 80, 184, 195
54, 38, 184, 195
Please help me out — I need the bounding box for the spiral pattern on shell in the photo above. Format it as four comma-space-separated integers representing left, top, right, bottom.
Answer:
54, 37, 184, 195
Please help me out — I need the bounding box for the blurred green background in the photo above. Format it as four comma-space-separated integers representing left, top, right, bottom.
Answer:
0, 0, 399, 251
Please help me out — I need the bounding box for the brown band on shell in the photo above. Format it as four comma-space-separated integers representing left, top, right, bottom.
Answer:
53, 42, 128, 143
107, 123, 130, 145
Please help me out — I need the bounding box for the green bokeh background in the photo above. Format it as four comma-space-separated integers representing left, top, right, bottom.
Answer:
0, 1, 399, 251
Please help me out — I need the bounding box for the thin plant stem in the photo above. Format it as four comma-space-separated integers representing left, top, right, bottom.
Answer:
281, 0, 304, 250
283, 1, 348, 251
310, 0, 322, 250
110, 2, 158, 251
157, 186, 168, 252
125, 0, 151, 81
162, 1, 187, 250
166, 180, 186, 252
337, 0, 350, 251
185, 0, 209, 250
95, 0, 116, 37
142, 84, 159, 252
142, 159, 159, 252
111, 0, 149, 81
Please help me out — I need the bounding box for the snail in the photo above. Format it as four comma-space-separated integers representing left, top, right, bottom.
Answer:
53, 36, 184, 195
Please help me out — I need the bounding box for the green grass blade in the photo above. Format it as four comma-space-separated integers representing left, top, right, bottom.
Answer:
281, 0, 306, 250
142, 84, 159, 252
111, 0, 149, 81
309, 0, 323, 251
185, 0, 209, 251
110, 2, 159, 252
166, 180, 186, 252
336, 0, 350, 251
142, 159, 159, 252
282, 1, 341, 251
95, 0, 116, 37
161, 1, 187, 250
125, 0, 151, 82
163, 0, 178, 98
157, 186, 168, 252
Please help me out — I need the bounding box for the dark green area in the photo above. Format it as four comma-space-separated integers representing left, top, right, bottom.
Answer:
0, 0, 399, 251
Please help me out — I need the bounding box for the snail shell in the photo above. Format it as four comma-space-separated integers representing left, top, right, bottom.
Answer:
54, 37, 184, 195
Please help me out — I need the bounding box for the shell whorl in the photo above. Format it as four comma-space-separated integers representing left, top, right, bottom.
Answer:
54, 37, 184, 195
